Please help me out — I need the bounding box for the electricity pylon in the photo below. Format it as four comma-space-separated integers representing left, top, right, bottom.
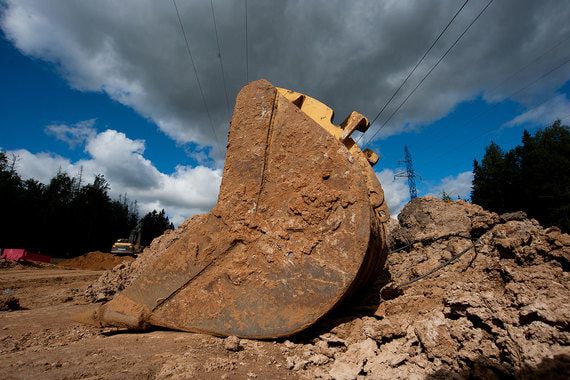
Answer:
394, 146, 418, 200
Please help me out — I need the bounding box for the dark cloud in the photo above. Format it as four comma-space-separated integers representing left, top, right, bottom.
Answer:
2, 0, 570, 151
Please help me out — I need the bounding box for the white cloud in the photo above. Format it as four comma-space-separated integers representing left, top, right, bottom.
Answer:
84, 129, 162, 189
2, 0, 570, 152
8, 150, 75, 184
9, 126, 221, 226
3, 0, 570, 224
505, 93, 570, 128
8, 133, 431, 225
376, 168, 410, 217
430, 171, 473, 200
44, 119, 97, 148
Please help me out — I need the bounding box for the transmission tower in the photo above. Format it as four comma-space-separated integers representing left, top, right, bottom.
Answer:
394, 146, 418, 200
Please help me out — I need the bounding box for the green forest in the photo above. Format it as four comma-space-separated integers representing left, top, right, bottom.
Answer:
2, 121, 568, 257
0, 152, 173, 257
471, 120, 570, 232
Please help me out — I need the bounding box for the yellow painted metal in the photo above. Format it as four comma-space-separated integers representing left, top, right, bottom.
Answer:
277, 88, 341, 139
276, 87, 376, 167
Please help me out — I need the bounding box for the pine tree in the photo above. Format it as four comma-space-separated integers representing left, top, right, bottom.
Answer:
140, 209, 173, 246
472, 142, 508, 212
471, 121, 570, 231
0, 156, 141, 256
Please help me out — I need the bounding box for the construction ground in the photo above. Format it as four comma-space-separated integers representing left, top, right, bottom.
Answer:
1, 197, 569, 379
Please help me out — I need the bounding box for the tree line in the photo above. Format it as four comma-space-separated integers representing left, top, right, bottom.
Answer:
0, 152, 173, 257
471, 120, 570, 232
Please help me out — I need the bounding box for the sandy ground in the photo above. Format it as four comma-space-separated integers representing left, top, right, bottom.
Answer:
0, 266, 297, 379
2, 197, 569, 379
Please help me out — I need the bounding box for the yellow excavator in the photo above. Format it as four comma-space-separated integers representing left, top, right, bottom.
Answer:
110, 222, 142, 255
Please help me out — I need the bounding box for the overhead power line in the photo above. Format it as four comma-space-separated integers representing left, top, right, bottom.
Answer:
426, 54, 570, 157
484, 34, 570, 100
432, 114, 570, 177
245, 0, 249, 83
417, 38, 570, 154
363, 0, 495, 147
210, 0, 231, 117
368, 0, 470, 128
434, 109, 570, 162
172, 0, 222, 152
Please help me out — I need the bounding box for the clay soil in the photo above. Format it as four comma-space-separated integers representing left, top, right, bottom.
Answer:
1, 197, 569, 379
57, 251, 135, 271
0, 264, 297, 379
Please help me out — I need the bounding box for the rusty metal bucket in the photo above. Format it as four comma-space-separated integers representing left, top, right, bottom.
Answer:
83, 80, 390, 339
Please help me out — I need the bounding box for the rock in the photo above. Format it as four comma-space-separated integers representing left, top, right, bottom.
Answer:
0, 295, 22, 311
284, 340, 296, 349
286, 356, 308, 371
312, 197, 570, 379
319, 333, 347, 346
329, 361, 362, 380
545, 227, 570, 247
362, 318, 406, 342
328, 339, 377, 380
223, 336, 240, 352
311, 340, 340, 358
309, 354, 330, 366
500, 211, 527, 222
395, 196, 499, 243
94, 293, 107, 302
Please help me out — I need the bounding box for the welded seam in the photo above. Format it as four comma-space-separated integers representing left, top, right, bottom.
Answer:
254, 90, 278, 213
151, 239, 244, 312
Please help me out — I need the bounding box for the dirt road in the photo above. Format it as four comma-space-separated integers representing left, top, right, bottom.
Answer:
0, 266, 297, 379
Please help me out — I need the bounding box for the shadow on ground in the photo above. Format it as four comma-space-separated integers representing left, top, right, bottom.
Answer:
425, 353, 570, 380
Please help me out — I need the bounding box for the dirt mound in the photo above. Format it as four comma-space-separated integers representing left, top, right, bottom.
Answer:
0, 259, 24, 269
59, 251, 134, 271
86, 196, 570, 378
0, 258, 53, 269
85, 224, 187, 302
288, 197, 570, 379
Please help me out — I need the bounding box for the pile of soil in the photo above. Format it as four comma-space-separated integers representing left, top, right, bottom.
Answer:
288, 197, 570, 379
84, 225, 186, 302
0, 259, 24, 269
0, 259, 52, 269
59, 251, 134, 271
86, 197, 570, 379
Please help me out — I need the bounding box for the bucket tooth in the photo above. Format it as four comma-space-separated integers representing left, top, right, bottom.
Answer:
86, 80, 390, 338
363, 148, 379, 166
340, 111, 369, 142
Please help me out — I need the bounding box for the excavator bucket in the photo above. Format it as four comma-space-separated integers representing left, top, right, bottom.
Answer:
82, 79, 390, 339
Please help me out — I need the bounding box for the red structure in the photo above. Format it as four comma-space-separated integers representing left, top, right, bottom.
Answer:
1, 248, 51, 263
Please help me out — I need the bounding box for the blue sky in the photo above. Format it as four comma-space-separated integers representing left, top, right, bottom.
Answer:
1, 0, 569, 222
0, 36, 193, 171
